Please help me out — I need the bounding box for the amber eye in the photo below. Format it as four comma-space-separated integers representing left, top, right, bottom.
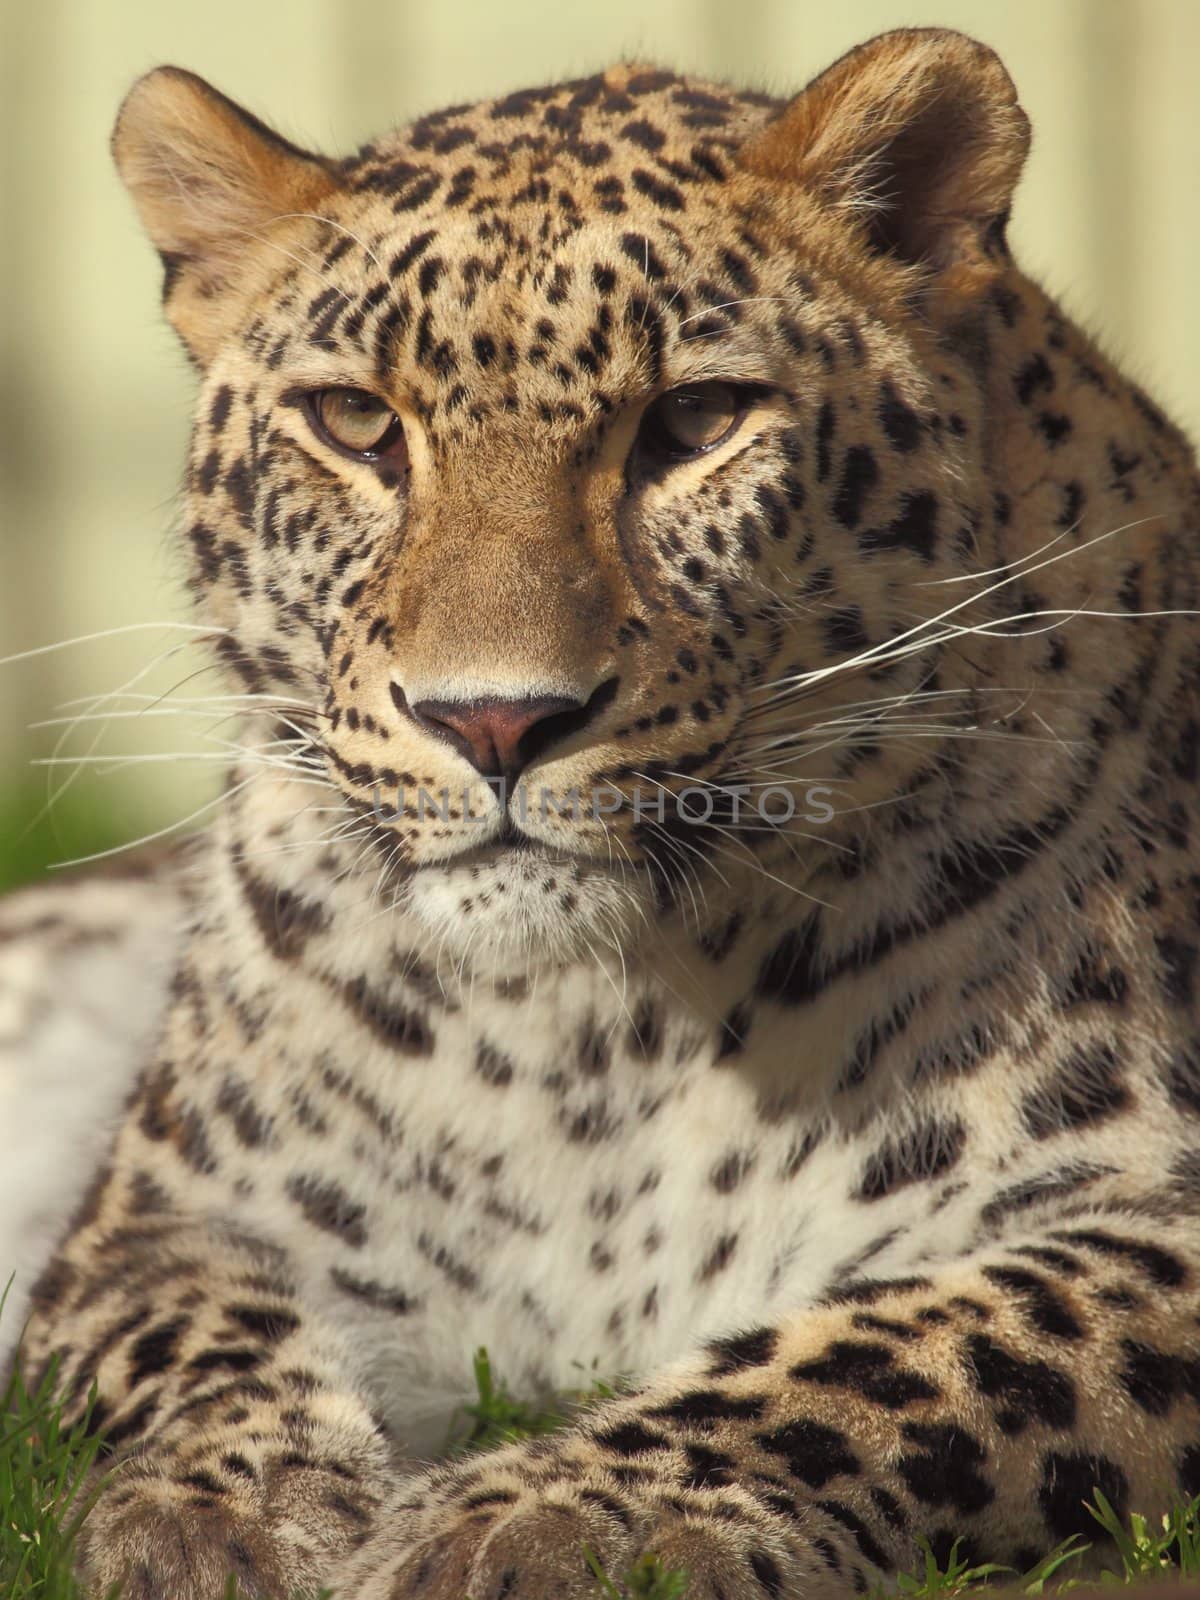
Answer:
631, 381, 753, 481
307, 387, 406, 463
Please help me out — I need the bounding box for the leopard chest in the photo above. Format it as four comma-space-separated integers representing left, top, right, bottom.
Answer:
162, 971, 994, 1459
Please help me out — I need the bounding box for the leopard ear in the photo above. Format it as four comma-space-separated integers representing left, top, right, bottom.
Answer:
738, 28, 1030, 295
112, 67, 337, 363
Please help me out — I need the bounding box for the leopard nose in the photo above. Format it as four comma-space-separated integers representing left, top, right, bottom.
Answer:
396, 679, 618, 787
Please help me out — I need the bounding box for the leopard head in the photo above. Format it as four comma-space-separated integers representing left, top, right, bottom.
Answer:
113, 30, 1029, 971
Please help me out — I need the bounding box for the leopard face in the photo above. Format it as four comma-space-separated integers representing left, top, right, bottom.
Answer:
118, 43, 1024, 969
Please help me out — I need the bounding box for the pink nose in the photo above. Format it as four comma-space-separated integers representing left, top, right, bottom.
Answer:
406, 694, 585, 785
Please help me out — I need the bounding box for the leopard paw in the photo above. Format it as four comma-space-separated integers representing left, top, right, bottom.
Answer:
79, 1481, 286, 1600
79, 1456, 380, 1600
341, 1478, 819, 1600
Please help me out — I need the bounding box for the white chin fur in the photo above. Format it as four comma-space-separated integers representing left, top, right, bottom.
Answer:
403, 851, 650, 976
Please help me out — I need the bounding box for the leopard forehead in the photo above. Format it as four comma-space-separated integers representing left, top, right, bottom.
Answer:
207, 63, 924, 422
345, 65, 777, 214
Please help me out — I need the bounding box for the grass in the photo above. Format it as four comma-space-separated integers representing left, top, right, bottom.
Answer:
7, 1331, 1200, 1600
885, 1493, 1200, 1596
0, 1289, 107, 1600
447, 1346, 620, 1456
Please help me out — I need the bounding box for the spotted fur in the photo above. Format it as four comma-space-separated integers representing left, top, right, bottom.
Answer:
7, 27, 1200, 1600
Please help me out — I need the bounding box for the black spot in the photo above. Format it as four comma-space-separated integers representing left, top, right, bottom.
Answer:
1014, 352, 1054, 406
129, 1320, 189, 1386
179, 1468, 226, 1496
337, 976, 433, 1055
1118, 1339, 1182, 1416
814, 1498, 891, 1570
1179, 1443, 1200, 1499
627, 999, 663, 1059
838, 999, 916, 1093
286, 1174, 367, 1248
1168, 1047, 1200, 1116
852, 1314, 920, 1343
898, 1423, 994, 1515
823, 1276, 933, 1307
815, 401, 836, 482
716, 249, 753, 296
390, 173, 442, 212
1012, 1245, 1084, 1277
1020, 1041, 1129, 1139
1172, 719, 1199, 781
870, 1487, 908, 1532
1156, 936, 1196, 1005
475, 1042, 514, 1086
756, 915, 823, 1005
1038, 1450, 1127, 1541
176, 1111, 217, 1175
965, 1333, 1075, 1433
755, 1417, 860, 1488
195, 449, 220, 497
710, 1150, 752, 1194
89, 1392, 161, 1450
1057, 480, 1085, 529
979, 1161, 1113, 1228
208, 385, 234, 432
578, 1019, 611, 1077
186, 1347, 262, 1375
563, 1100, 623, 1144
619, 233, 669, 279
234, 855, 330, 963
227, 1305, 300, 1343
979, 1265, 1083, 1339
832, 446, 879, 530
574, 141, 613, 168
214, 1075, 273, 1149
595, 1420, 669, 1456
856, 1120, 965, 1201
1036, 411, 1073, 446
792, 1342, 939, 1408
749, 1549, 783, 1596
621, 117, 665, 152
699, 1233, 739, 1278
867, 492, 939, 562
388, 229, 436, 276
222, 457, 255, 532
329, 1268, 416, 1315
683, 1442, 735, 1488
878, 379, 923, 451
647, 1390, 766, 1426
824, 607, 870, 656
1057, 952, 1128, 1008
416, 1232, 480, 1295
708, 1326, 778, 1377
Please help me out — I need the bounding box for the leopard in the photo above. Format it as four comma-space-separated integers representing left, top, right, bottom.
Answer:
4, 24, 1200, 1600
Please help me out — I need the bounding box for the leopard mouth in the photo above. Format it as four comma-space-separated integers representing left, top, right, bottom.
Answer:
421, 819, 557, 869
418, 818, 615, 874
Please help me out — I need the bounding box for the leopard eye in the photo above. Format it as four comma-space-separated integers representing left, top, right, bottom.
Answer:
307, 387, 406, 463
632, 381, 752, 479
649, 387, 742, 457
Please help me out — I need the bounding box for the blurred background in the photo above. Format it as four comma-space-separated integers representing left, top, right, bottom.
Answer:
1, 0, 1197, 890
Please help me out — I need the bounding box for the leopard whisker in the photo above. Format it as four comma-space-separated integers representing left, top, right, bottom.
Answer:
755, 513, 1178, 704
0, 621, 226, 671
45, 772, 262, 873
